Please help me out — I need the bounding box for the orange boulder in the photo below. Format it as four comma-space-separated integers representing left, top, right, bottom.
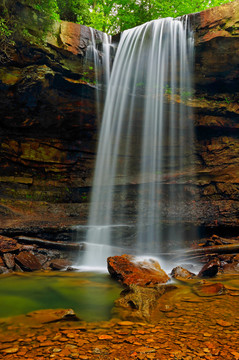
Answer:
107, 254, 169, 287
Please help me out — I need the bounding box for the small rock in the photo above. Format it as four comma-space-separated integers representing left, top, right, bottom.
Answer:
198, 258, 220, 278
35, 253, 48, 266
26, 308, 80, 323
216, 319, 232, 327
136, 347, 156, 353
171, 266, 196, 280
203, 235, 223, 246
98, 334, 113, 340
118, 321, 134, 326
15, 251, 42, 271
37, 335, 47, 342
2, 347, 19, 354
50, 259, 72, 270
0, 256, 5, 267
0, 236, 21, 254
3, 253, 15, 269
21, 245, 37, 251
193, 282, 227, 297
117, 321, 134, 326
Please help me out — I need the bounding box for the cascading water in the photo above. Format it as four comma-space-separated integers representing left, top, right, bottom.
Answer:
79, 17, 195, 271
85, 28, 112, 120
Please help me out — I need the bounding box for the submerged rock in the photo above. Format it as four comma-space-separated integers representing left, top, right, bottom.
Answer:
26, 309, 80, 323
193, 281, 227, 297
113, 284, 176, 322
107, 254, 169, 287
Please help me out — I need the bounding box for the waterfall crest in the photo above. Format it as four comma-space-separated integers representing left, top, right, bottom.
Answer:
79, 17, 195, 270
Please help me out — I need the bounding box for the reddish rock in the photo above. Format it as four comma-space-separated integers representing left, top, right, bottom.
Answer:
171, 266, 196, 280
50, 259, 72, 270
198, 258, 220, 278
26, 309, 80, 323
192, 0, 239, 43
15, 251, 42, 271
233, 254, 239, 262
193, 281, 227, 297
0, 256, 5, 267
0, 236, 21, 253
203, 235, 224, 247
59, 21, 90, 56
107, 255, 169, 287
3, 253, 15, 269
35, 253, 48, 267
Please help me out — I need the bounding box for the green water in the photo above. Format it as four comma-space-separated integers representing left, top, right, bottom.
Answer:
0, 272, 121, 322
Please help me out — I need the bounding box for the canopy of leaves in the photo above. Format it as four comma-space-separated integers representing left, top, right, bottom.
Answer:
0, 0, 235, 40
87, 0, 234, 34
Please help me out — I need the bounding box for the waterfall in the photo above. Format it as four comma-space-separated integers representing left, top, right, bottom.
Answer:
85, 28, 112, 120
79, 17, 195, 271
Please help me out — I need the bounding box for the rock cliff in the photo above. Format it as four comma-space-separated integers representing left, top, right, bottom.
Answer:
0, 0, 239, 236
191, 0, 239, 231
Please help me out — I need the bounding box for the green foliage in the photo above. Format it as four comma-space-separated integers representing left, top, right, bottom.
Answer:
87, 0, 234, 34
56, 0, 90, 23
0, 17, 15, 63
165, 85, 172, 95
87, 4, 111, 32
24, 0, 60, 20
0, 18, 13, 38
181, 90, 193, 101
0, 0, 235, 42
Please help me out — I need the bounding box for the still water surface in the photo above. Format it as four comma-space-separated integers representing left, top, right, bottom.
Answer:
0, 272, 121, 322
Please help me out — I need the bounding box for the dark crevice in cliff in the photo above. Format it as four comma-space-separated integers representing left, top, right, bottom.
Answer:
196, 127, 239, 140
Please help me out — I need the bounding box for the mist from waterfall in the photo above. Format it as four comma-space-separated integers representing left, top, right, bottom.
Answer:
79, 17, 195, 271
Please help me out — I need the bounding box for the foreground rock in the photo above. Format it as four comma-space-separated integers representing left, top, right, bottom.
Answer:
113, 284, 177, 322
193, 281, 227, 297
26, 309, 80, 324
107, 255, 170, 286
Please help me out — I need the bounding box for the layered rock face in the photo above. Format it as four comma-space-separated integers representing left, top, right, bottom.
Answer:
0, 1, 239, 234
0, 4, 108, 230
190, 1, 239, 230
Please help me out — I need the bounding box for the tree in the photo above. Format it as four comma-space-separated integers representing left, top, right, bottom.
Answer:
56, 0, 91, 23
87, 0, 234, 34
